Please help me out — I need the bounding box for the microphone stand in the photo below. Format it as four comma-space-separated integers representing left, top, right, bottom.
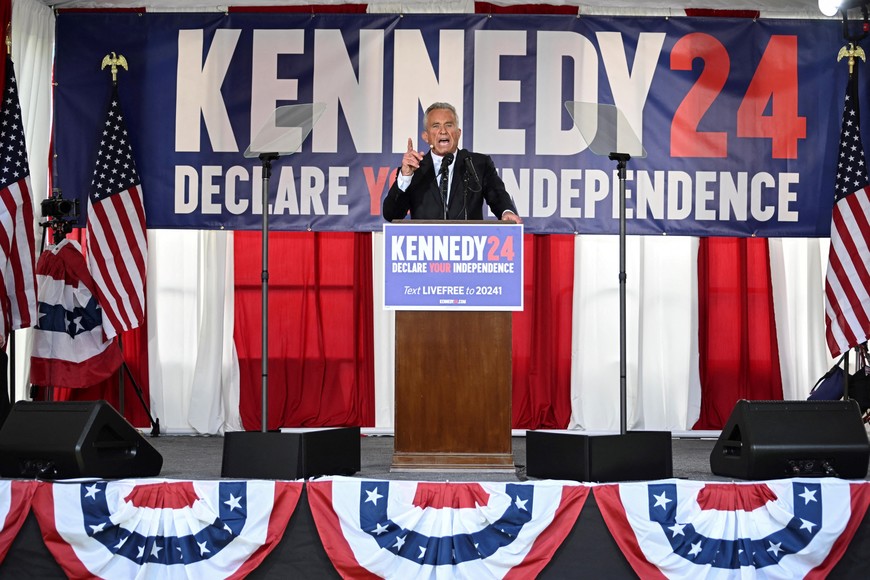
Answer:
259, 153, 278, 432
609, 152, 630, 435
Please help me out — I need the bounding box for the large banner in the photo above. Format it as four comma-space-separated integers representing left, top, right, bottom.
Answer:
54, 12, 849, 236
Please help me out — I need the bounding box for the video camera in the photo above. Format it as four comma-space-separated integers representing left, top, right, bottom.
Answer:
41, 194, 79, 219
40, 190, 80, 244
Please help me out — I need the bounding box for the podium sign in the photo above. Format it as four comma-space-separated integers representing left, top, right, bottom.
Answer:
383, 222, 523, 311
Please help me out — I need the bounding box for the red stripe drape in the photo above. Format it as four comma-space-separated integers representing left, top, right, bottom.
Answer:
694, 237, 783, 429
234, 231, 374, 430
512, 234, 574, 429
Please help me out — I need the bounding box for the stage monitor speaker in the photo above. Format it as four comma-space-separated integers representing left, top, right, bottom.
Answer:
526, 430, 673, 482
710, 399, 870, 480
222, 427, 361, 480
0, 400, 162, 479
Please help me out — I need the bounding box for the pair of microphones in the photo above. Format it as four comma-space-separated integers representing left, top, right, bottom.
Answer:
442, 153, 481, 220
441, 153, 481, 190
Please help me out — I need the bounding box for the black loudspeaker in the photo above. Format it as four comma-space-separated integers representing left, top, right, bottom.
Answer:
526, 430, 673, 482
0, 400, 162, 479
710, 400, 870, 480
221, 428, 361, 479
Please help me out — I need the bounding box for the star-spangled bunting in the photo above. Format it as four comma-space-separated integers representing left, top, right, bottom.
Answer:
0, 55, 37, 347
595, 479, 870, 578
824, 65, 870, 357
30, 479, 302, 579
30, 239, 122, 388
86, 86, 147, 340
308, 477, 588, 579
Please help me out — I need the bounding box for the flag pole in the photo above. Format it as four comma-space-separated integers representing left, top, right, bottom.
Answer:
101, 53, 130, 417
95, 53, 159, 436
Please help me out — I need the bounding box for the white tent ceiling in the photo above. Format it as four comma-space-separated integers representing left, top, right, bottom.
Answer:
37, 0, 832, 19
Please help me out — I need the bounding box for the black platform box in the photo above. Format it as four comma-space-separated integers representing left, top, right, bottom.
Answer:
526, 430, 673, 482
222, 427, 361, 479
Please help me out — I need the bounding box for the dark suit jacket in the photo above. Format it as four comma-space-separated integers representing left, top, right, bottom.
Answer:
382, 149, 518, 221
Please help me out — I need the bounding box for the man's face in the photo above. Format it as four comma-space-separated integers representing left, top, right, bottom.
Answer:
421, 108, 461, 157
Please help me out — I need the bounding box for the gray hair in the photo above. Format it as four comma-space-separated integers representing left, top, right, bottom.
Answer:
424, 102, 459, 129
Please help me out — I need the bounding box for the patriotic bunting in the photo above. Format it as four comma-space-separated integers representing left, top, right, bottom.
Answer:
308, 476, 588, 579
0, 481, 37, 564
31, 479, 302, 580
30, 239, 123, 388
595, 478, 870, 579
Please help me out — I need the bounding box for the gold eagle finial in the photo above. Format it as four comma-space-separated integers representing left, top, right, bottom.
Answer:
100, 52, 128, 83
838, 43, 866, 76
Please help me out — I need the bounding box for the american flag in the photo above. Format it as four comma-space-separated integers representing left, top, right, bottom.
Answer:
0, 56, 37, 348
86, 86, 147, 340
824, 68, 870, 357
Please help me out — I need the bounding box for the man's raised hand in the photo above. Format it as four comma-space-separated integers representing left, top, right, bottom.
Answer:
401, 137, 423, 176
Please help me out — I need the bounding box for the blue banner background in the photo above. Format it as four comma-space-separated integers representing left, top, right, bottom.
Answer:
54, 13, 849, 236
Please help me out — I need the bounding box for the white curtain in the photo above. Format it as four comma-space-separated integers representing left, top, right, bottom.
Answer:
567, 235, 701, 432
769, 238, 834, 400
147, 230, 239, 434
372, 232, 395, 431
10, 0, 53, 401
187, 230, 241, 434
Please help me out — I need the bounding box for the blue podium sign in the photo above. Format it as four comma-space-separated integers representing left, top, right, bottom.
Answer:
383, 223, 524, 311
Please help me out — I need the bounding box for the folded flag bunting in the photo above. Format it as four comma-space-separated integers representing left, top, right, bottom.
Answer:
0, 481, 37, 564
87, 85, 147, 340
30, 238, 123, 388
0, 55, 37, 348
31, 479, 302, 580
308, 476, 587, 579
595, 478, 870, 579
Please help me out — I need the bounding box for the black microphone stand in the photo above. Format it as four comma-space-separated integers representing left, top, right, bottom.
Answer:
609, 152, 631, 434
258, 152, 278, 432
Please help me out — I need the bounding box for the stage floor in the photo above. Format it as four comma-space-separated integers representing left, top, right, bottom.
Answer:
148, 434, 870, 482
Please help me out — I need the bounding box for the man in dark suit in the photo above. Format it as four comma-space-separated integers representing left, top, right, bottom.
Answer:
382, 102, 522, 223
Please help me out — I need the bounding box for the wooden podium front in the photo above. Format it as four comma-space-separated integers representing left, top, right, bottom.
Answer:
392, 309, 514, 471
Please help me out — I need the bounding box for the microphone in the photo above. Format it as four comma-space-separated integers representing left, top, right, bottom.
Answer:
464, 156, 481, 193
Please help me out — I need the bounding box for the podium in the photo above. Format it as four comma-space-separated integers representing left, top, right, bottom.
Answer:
393, 310, 513, 470
384, 222, 522, 472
